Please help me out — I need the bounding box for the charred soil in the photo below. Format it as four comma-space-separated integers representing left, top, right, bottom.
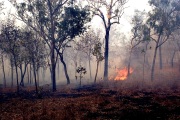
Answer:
0, 81, 180, 120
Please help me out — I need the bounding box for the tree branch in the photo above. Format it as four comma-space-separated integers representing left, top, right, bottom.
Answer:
52, 0, 68, 16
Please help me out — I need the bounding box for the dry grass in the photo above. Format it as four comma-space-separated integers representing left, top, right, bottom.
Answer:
0, 67, 180, 120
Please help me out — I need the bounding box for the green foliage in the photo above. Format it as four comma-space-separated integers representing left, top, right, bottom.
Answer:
76, 66, 87, 85
147, 0, 180, 35
76, 66, 87, 75
13, 0, 91, 50
21, 30, 47, 69
0, 24, 21, 57
92, 42, 104, 62
131, 10, 150, 42
57, 5, 91, 41
142, 25, 150, 41
14, 0, 90, 40
0, 23, 47, 69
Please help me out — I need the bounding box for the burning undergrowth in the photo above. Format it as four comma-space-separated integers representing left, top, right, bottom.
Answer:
109, 67, 134, 81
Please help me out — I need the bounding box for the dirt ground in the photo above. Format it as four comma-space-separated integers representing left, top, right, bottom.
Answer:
0, 80, 180, 120
1, 67, 180, 120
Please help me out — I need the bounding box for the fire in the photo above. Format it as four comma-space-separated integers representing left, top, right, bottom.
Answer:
114, 67, 133, 80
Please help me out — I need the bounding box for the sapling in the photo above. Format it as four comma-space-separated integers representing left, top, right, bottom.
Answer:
76, 66, 87, 86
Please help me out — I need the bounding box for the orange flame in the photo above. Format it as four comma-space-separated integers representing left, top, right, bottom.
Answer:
114, 67, 133, 80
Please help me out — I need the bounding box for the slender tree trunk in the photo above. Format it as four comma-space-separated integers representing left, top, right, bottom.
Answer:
27, 65, 30, 84
37, 69, 39, 86
75, 61, 77, 81
42, 68, 45, 82
11, 64, 14, 87
15, 65, 19, 93
22, 64, 28, 85
88, 54, 92, 81
94, 61, 99, 83
143, 42, 149, 81
159, 45, 163, 69
14, 56, 19, 94
143, 53, 146, 81
127, 50, 132, 76
30, 64, 32, 84
47, 1, 57, 91
32, 60, 38, 94
57, 59, 60, 81
60, 54, 70, 84
20, 64, 28, 87
104, 28, 110, 80
151, 45, 158, 81
51, 41, 56, 91
80, 73, 82, 86
1, 55, 6, 88
179, 57, 180, 72
20, 64, 24, 86
151, 32, 162, 81
171, 50, 176, 68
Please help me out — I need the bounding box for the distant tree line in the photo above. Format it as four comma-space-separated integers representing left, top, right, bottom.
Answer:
0, 0, 179, 94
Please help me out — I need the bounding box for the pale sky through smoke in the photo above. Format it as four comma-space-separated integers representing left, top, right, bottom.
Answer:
1, 0, 151, 33
120, 0, 151, 33
91, 0, 151, 34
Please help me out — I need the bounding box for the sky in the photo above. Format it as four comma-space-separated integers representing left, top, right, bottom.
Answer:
120, 0, 151, 32
91, 0, 151, 34
0, 0, 151, 34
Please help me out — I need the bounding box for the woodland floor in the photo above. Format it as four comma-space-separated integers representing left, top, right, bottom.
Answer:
1, 67, 180, 120
0, 80, 180, 120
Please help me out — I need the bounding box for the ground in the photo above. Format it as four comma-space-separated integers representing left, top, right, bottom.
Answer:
0, 67, 180, 120
0, 80, 180, 120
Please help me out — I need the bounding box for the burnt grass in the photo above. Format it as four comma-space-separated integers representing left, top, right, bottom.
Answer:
0, 82, 180, 120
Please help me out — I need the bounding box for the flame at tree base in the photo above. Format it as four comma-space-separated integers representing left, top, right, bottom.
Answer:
113, 67, 133, 80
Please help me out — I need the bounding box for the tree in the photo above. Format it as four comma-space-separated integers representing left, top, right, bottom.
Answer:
18, 40, 31, 87
9, 55, 14, 87
127, 10, 148, 76
0, 52, 6, 88
87, 0, 128, 80
169, 30, 180, 68
54, 5, 91, 84
21, 29, 47, 93
76, 29, 101, 81
0, 23, 21, 93
11, 0, 90, 90
76, 66, 87, 86
10, 0, 70, 91
93, 42, 104, 83
146, 0, 180, 81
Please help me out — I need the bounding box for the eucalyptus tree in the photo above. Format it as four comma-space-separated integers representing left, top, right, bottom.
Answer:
0, 24, 21, 93
127, 10, 148, 76
0, 52, 6, 87
54, 5, 91, 84
87, 0, 128, 80
18, 42, 31, 87
11, 0, 91, 90
75, 29, 101, 81
146, 0, 180, 81
21, 30, 47, 93
92, 42, 104, 83
169, 30, 180, 68
9, 55, 14, 87
10, 0, 70, 91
